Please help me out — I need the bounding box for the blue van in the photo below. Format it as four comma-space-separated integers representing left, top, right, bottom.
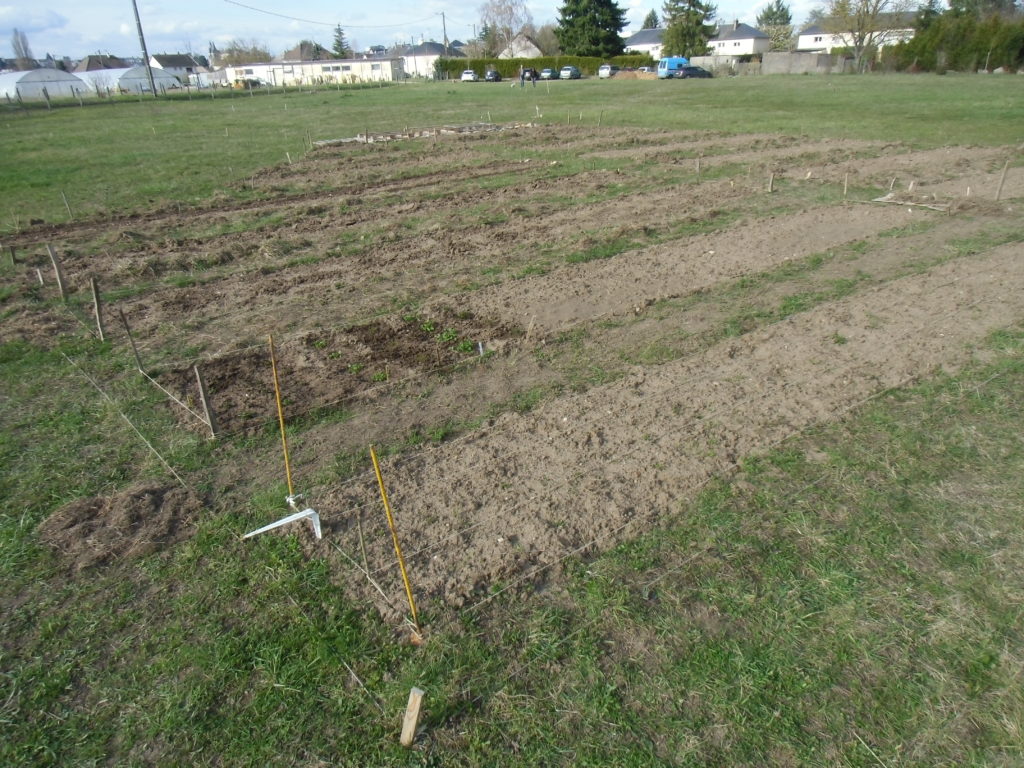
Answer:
657, 57, 690, 78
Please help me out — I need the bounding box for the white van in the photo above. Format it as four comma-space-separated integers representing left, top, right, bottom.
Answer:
598, 64, 619, 79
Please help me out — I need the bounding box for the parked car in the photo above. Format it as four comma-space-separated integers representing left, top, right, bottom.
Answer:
539, 68, 558, 80
675, 66, 712, 79
484, 69, 501, 82
597, 64, 619, 78
460, 70, 479, 82
559, 65, 581, 80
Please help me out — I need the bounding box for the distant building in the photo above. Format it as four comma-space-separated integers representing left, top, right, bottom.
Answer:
399, 41, 463, 78
74, 55, 129, 72
710, 22, 770, 56
796, 14, 916, 53
224, 57, 405, 86
624, 28, 665, 60
149, 54, 204, 84
498, 34, 543, 59
627, 24, 770, 59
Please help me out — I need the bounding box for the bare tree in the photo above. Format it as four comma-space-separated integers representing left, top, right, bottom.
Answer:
825, 0, 914, 71
11, 28, 35, 70
479, 0, 534, 55
521, 21, 562, 54
219, 39, 272, 66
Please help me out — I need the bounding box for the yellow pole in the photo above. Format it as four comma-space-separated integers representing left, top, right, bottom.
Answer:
269, 335, 295, 498
370, 445, 421, 638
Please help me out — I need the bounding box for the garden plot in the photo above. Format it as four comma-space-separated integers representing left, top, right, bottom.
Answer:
8, 126, 1020, 606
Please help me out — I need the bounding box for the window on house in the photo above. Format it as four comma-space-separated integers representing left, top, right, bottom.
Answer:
342, 65, 351, 71
814, 35, 822, 42
371, 63, 381, 70
243, 68, 254, 75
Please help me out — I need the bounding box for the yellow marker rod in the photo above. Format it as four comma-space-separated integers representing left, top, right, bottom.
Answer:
370, 445, 421, 638
269, 335, 295, 498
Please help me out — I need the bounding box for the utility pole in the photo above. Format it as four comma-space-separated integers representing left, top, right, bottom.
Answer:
441, 12, 449, 55
131, 0, 158, 97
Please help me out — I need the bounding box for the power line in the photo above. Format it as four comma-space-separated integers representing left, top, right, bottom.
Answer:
222, 0, 441, 29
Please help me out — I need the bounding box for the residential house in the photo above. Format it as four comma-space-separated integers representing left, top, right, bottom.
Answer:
498, 34, 543, 59
710, 21, 770, 56
796, 14, 915, 54
149, 53, 204, 84
74, 54, 128, 72
624, 28, 664, 60
399, 41, 462, 78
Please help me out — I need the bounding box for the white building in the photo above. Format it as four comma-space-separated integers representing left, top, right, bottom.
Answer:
498, 34, 543, 59
150, 54, 205, 84
710, 22, 770, 56
624, 28, 664, 60
223, 57, 404, 86
796, 15, 916, 54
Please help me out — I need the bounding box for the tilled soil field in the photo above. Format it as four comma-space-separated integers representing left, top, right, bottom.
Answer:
8, 125, 1022, 625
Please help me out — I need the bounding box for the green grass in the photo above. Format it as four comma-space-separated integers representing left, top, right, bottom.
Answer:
2, 76, 1023, 765
3, 327, 1021, 765
2, 75, 1021, 231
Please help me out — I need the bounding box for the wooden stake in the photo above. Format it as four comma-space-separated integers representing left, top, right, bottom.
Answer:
194, 364, 219, 439
598, 109, 603, 126
6, 244, 14, 266
118, 309, 145, 372
356, 513, 369, 575
61, 190, 73, 221
400, 687, 425, 748
36, 268, 44, 285
46, 244, 67, 301
889, 177, 896, 192
843, 173, 849, 199
768, 172, 775, 193
90, 277, 106, 341
995, 159, 1009, 201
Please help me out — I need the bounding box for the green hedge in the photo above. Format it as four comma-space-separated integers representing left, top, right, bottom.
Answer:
435, 54, 655, 79
887, 14, 1024, 72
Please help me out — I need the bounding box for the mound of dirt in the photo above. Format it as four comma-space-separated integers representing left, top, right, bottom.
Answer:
38, 483, 203, 573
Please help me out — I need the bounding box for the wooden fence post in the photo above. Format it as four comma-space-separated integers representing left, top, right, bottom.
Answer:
118, 309, 145, 372
194, 365, 219, 439
400, 687, 425, 747
995, 160, 1009, 202
46, 244, 67, 301
90, 277, 106, 341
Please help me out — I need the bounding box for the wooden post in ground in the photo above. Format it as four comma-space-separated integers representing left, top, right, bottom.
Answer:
36, 268, 44, 285
6, 244, 14, 266
90, 277, 106, 341
194, 365, 219, 439
46, 244, 67, 300
61, 190, 73, 221
843, 173, 849, 199
768, 173, 775, 193
118, 309, 145, 372
400, 687, 425, 747
995, 160, 1009, 201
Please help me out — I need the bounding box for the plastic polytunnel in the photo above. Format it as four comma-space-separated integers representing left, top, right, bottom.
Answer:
0, 69, 88, 101
76, 66, 181, 96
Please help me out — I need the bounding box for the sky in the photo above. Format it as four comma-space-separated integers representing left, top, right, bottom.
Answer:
2, 0, 822, 62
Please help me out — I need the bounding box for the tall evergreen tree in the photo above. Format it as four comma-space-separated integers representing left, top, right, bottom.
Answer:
643, 9, 661, 28
332, 25, 351, 58
661, 0, 717, 57
756, 0, 793, 51
555, 0, 628, 57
